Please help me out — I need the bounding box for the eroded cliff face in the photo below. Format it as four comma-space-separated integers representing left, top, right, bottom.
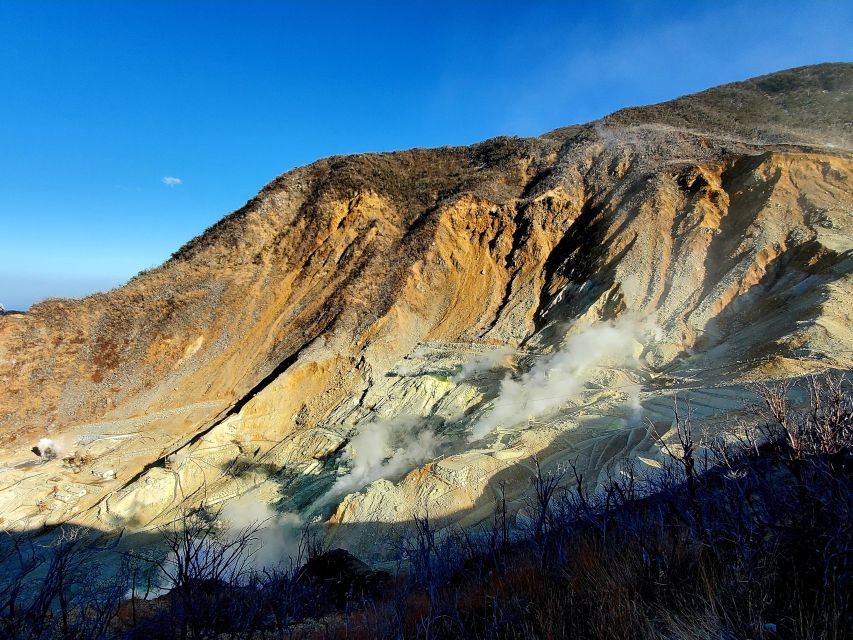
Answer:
1, 64, 851, 558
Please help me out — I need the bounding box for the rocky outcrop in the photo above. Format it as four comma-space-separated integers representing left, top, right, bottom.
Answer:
0, 64, 851, 559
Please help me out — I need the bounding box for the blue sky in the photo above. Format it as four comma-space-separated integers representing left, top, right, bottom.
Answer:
1, 1, 851, 310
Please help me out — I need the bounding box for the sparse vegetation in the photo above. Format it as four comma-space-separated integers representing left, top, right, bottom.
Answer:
1, 375, 850, 639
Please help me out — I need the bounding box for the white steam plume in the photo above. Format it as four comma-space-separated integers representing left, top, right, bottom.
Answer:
328, 415, 441, 499
220, 494, 304, 569
137, 495, 305, 598
36, 437, 65, 460
469, 315, 656, 441
453, 346, 515, 382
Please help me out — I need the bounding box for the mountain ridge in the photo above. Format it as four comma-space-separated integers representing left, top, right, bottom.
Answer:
140, 62, 853, 278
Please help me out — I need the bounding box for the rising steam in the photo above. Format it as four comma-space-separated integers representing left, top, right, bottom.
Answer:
469, 315, 657, 441
34, 437, 65, 460
220, 494, 304, 568
327, 415, 441, 499
453, 346, 515, 382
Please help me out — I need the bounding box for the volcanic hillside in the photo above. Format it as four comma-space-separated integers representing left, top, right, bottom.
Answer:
1, 63, 851, 558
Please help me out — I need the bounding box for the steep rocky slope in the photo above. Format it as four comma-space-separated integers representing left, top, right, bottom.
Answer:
1, 64, 851, 558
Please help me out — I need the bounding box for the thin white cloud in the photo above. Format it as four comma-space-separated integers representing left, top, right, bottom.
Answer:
162, 176, 182, 187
